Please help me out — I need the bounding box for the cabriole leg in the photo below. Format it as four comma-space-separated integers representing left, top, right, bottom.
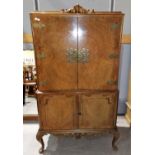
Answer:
75, 133, 81, 139
36, 130, 45, 154
112, 128, 120, 151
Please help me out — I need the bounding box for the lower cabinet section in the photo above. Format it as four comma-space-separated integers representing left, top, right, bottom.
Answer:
36, 90, 119, 153
37, 91, 118, 131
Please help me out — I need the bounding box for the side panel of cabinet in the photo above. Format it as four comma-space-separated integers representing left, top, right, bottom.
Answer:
37, 94, 76, 130
78, 14, 124, 89
79, 92, 118, 129
30, 14, 78, 91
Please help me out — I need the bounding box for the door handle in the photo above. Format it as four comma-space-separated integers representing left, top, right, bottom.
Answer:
66, 48, 77, 63
78, 48, 89, 63
66, 48, 89, 63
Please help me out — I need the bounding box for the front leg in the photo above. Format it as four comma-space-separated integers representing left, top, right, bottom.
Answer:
36, 130, 46, 154
75, 133, 81, 139
112, 128, 120, 151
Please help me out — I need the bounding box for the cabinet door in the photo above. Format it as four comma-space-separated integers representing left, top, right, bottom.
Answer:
30, 14, 78, 91
79, 92, 118, 129
77, 14, 124, 89
37, 94, 76, 130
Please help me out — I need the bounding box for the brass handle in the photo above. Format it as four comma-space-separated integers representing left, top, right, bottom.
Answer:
66, 48, 89, 63
78, 48, 89, 63
66, 48, 77, 63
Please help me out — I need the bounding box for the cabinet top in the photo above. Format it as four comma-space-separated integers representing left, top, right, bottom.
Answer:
30, 4, 124, 16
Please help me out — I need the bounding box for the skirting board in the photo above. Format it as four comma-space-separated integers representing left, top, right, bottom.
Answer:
23, 114, 38, 122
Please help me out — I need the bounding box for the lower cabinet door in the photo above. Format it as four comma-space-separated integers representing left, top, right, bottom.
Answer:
79, 92, 118, 129
37, 94, 76, 130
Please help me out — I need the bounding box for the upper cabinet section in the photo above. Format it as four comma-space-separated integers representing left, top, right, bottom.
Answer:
30, 9, 123, 91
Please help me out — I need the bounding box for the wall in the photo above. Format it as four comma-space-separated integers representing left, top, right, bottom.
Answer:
23, 0, 131, 114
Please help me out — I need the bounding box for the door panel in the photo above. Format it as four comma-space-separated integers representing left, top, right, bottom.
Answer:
78, 14, 124, 89
30, 14, 78, 91
37, 94, 76, 130
79, 92, 117, 129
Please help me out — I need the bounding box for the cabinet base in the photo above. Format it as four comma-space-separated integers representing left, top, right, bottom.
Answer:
36, 127, 120, 154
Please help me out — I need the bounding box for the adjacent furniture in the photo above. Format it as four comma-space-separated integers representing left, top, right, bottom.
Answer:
30, 4, 124, 153
23, 66, 37, 97
125, 73, 131, 125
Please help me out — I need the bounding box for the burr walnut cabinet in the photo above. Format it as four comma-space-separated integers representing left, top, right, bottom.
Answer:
30, 4, 124, 153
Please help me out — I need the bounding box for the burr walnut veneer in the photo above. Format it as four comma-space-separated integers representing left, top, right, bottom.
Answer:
30, 5, 124, 153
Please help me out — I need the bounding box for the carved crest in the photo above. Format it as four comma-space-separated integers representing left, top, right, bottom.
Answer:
62, 4, 95, 13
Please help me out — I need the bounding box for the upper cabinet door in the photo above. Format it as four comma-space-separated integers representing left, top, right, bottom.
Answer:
30, 14, 78, 91
77, 14, 124, 90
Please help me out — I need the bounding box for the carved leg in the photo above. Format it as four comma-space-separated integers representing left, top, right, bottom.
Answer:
36, 130, 45, 154
112, 128, 120, 151
75, 133, 81, 139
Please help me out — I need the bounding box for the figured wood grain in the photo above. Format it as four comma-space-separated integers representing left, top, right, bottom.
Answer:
79, 92, 117, 129
78, 14, 124, 89
37, 94, 76, 130
30, 14, 78, 91
23, 33, 130, 44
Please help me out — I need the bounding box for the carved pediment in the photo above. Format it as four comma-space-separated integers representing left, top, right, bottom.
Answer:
62, 4, 95, 13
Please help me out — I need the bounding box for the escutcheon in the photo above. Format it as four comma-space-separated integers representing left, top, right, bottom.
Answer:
66, 48, 89, 63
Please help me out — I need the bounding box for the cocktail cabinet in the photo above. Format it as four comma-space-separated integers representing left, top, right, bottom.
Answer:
30, 4, 124, 153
